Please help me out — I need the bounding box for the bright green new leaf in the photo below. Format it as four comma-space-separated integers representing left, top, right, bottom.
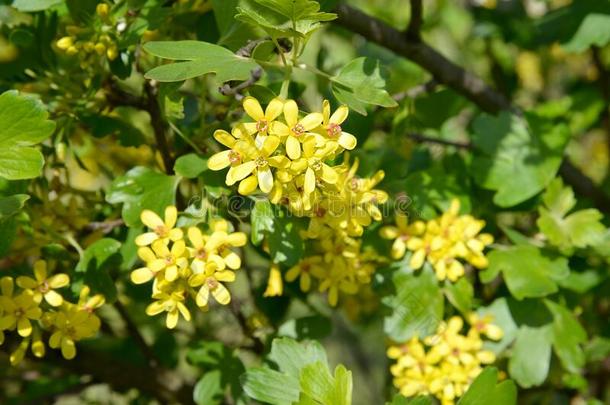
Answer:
383, 264, 444, 341
0, 91, 55, 180
241, 367, 301, 405
250, 199, 275, 245
563, 14, 610, 53
331, 57, 398, 115
174, 153, 208, 179
387, 395, 433, 405
106, 166, 180, 227
0, 194, 29, 219
74, 238, 121, 303
537, 178, 605, 251
458, 367, 517, 405
193, 371, 223, 405
443, 277, 473, 314
269, 337, 327, 379
483, 245, 569, 300
508, 325, 553, 388
11, 0, 62, 12
144, 41, 260, 82
300, 362, 352, 405
470, 112, 569, 207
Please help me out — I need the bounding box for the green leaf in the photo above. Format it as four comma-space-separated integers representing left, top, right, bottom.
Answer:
106, 166, 180, 227
537, 178, 605, 251
80, 114, 146, 147
443, 277, 473, 314
143, 41, 260, 82
458, 367, 517, 405
383, 264, 444, 341
11, 0, 62, 12
470, 112, 569, 207
387, 395, 433, 405
508, 325, 553, 388
174, 153, 208, 179
0, 91, 55, 180
266, 213, 305, 267
413, 89, 469, 129
331, 57, 398, 115
75, 238, 121, 303
545, 300, 587, 373
241, 367, 301, 405
193, 371, 223, 405
563, 13, 610, 53
483, 246, 569, 300
250, 199, 275, 245
0, 194, 29, 219
556, 269, 602, 293
278, 315, 332, 340
269, 337, 327, 379
300, 362, 352, 405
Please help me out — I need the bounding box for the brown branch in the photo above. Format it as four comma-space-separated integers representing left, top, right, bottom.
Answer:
85, 219, 124, 234
219, 67, 263, 99
334, 3, 610, 214
407, 132, 471, 149
393, 79, 438, 101
406, 0, 423, 41
334, 3, 511, 113
144, 80, 175, 175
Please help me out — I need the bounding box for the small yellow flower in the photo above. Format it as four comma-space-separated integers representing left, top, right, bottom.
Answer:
188, 264, 235, 307
146, 282, 191, 329
271, 99, 323, 160
135, 206, 183, 246
380, 214, 426, 259
0, 290, 42, 337
467, 312, 504, 340
207, 129, 246, 171
317, 100, 357, 151
285, 256, 323, 292
241, 96, 285, 136
49, 305, 101, 360
263, 264, 283, 297
289, 136, 338, 195
132, 239, 188, 283
56, 36, 74, 50
16, 260, 69, 307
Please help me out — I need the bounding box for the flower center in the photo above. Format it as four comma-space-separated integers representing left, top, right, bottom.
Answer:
196, 249, 207, 260
315, 207, 326, 217
255, 156, 268, 167
350, 178, 360, 191
15, 308, 24, 318
155, 225, 169, 237
292, 123, 305, 137
165, 255, 174, 265
256, 119, 268, 133
206, 277, 219, 289
311, 159, 322, 171
327, 123, 341, 138
39, 280, 50, 293
228, 151, 242, 165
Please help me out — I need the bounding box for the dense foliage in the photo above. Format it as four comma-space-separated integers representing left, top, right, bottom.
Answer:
1, 0, 610, 404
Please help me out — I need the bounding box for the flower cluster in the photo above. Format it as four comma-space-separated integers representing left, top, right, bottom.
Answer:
380, 199, 493, 282
208, 97, 388, 306
388, 314, 503, 405
55, 3, 120, 67
132, 206, 246, 329
0, 260, 104, 365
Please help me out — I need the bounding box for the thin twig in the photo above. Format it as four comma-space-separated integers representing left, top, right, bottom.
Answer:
406, 132, 471, 149
144, 80, 175, 175
393, 79, 438, 101
406, 0, 423, 40
219, 67, 263, 99
85, 219, 124, 234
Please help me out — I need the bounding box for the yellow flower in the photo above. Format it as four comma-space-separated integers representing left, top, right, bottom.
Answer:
188, 263, 235, 307
16, 260, 69, 307
380, 214, 426, 259
285, 256, 323, 292
0, 290, 42, 337
317, 100, 357, 151
49, 305, 101, 359
135, 206, 183, 246
226, 136, 289, 194
207, 129, 246, 171
131, 239, 188, 283
187, 226, 228, 273
467, 312, 504, 340
241, 96, 285, 136
146, 282, 191, 329
271, 99, 323, 160
263, 264, 283, 297
289, 136, 338, 195
77, 286, 106, 313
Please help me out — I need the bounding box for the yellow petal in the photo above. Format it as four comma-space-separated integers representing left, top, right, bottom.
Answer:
330, 105, 349, 124
227, 232, 247, 247
33, 260, 47, 281
410, 249, 426, 269
320, 164, 338, 184
238, 175, 258, 195
283, 99, 299, 126
141, 210, 164, 229
227, 161, 256, 185
169, 228, 183, 241
338, 132, 357, 150
166, 310, 179, 329
258, 168, 274, 193
177, 302, 191, 321
223, 252, 241, 269
196, 285, 210, 307
44, 290, 64, 307
303, 136, 316, 157
131, 267, 155, 284
188, 226, 203, 248
164, 206, 178, 228
208, 150, 233, 171
215, 270, 236, 282
270, 121, 290, 137
299, 112, 323, 131
243, 96, 265, 121
265, 97, 284, 121
16, 276, 38, 289
135, 232, 159, 246
262, 135, 280, 157
138, 247, 156, 262
263, 266, 283, 297
165, 266, 178, 282
17, 317, 32, 337
146, 301, 165, 316
211, 283, 231, 305
304, 167, 316, 194
213, 129, 235, 147
48, 273, 69, 289
286, 136, 301, 160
